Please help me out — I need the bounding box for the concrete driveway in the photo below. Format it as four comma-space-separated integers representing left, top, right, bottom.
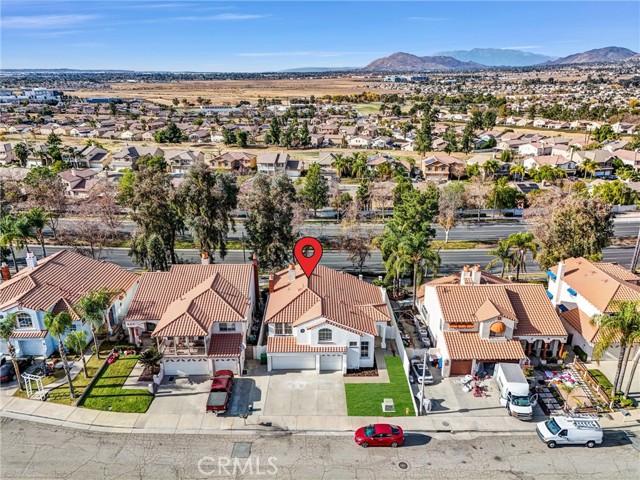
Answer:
262, 370, 347, 416
147, 376, 211, 415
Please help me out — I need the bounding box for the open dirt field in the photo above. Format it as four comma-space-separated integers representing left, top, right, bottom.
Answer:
73, 77, 387, 105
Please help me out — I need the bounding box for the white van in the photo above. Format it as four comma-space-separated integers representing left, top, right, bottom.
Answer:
495, 363, 537, 420
536, 415, 603, 448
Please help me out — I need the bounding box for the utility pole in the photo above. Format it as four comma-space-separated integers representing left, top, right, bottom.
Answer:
631, 228, 640, 273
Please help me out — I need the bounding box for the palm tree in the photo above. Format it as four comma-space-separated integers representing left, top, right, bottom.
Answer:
0, 215, 20, 273
396, 232, 439, 305
14, 215, 33, 254
13, 142, 30, 167
64, 330, 89, 379
73, 288, 121, 360
351, 152, 368, 179
505, 232, 537, 282
622, 330, 640, 397
0, 314, 24, 391
139, 346, 163, 375
482, 159, 502, 180
510, 164, 526, 181
44, 311, 76, 399
590, 301, 640, 395
331, 153, 351, 178
486, 239, 514, 277
25, 207, 49, 257
578, 159, 598, 179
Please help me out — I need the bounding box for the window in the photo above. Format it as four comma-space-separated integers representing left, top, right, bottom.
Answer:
219, 322, 236, 332
360, 341, 370, 358
69, 323, 78, 332
349, 341, 358, 348
318, 328, 332, 343
15, 313, 33, 329
275, 323, 292, 335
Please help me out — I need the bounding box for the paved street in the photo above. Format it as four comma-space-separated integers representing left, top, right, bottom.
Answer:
52, 216, 640, 242
1, 417, 638, 479
28, 244, 636, 275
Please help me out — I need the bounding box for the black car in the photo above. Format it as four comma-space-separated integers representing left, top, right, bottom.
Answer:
0, 356, 34, 383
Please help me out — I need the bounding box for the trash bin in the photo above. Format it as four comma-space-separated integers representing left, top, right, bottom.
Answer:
260, 353, 267, 365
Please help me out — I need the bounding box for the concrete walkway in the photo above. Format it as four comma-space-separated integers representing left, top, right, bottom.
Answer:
23, 353, 94, 398
343, 348, 390, 384
2, 392, 639, 436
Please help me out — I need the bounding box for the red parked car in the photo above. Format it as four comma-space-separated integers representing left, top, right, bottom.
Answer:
206, 370, 234, 415
354, 424, 404, 448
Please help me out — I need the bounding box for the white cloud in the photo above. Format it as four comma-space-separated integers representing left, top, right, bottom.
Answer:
1, 14, 100, 30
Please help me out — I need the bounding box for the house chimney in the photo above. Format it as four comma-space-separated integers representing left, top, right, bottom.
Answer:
200, 252, 210, 265
552, 261, 566, 307
471, 264, 482, 285
252, 253, 259, 298
71, 168, 77, 177
288, 263, 296, 283
461, 265, 471, 285
358, 274, 363, 281
26, 252, 37, 269
268, 274, 275, 294
0, 262, 10, 281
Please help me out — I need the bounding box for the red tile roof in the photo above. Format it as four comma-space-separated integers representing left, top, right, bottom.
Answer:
561, 308, 599, 343
443, 332, 526, 360
265, 265, 389, 336
0, 250, 138, 312
267, 336, 347, 353
434, 284, 566, 337
208, 333, 243, 357
418, 270, 509, 299
550, 257, 640, 313
127, 264, 252, 323
10, 330, 48, 339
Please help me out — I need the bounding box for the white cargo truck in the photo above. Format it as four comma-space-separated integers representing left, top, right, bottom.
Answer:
536, 415, 603, 448
494, 363, 537, 421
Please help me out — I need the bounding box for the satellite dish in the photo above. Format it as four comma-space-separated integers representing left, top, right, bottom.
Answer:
240, 343, 246, 351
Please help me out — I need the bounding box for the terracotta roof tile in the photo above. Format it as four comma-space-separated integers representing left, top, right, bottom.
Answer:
127, 264, 252, 323
561, 308, 599, 343
443, 332, 526, 360
208, 333, 243, 357
0, 250, 138, 312
418, 271, 509, 299
265, 265, 388, 336
435, 284, 566, 337
10, 330, 48, 339
267, 336, 347, 353
550, 257, 640, 313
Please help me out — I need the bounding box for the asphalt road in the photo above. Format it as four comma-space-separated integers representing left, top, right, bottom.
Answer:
52, 215, 640, 242
29, 245, 635, 275
1, 417, 638, 479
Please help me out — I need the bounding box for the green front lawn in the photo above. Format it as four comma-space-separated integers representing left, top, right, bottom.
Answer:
78, 355, 153, 413
345, 356, 415, 417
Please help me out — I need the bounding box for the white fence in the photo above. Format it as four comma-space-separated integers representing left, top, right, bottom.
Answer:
392, 325, 419, 417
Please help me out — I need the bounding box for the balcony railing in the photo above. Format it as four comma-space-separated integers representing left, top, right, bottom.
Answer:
159, 340, 206, 356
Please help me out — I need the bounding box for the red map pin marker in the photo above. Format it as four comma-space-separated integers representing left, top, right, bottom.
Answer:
294, 237, 323, 278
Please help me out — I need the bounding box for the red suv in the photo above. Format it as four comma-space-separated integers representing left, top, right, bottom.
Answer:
354, 424, 405, 448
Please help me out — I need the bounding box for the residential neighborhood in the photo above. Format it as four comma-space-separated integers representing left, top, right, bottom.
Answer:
1, 1, 640, 479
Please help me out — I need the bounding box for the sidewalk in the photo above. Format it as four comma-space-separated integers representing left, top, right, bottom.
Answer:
2, 393, 638, 436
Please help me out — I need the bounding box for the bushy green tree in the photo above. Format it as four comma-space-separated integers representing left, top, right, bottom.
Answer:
300, 163, 329, 217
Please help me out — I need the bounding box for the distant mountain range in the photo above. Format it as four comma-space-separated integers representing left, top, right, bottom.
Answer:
434, 48, 556, 67
545, 46, 637, 65
362, 52, 484, 72
361, 46, 637, 72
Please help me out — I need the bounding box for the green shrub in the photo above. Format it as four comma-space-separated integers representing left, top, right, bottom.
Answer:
573, 345, 588, 362
588, 369, 613, 391
612, 395, 636, 408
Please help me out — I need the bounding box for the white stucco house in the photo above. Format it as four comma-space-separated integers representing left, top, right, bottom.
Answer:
264, 264, 394, 373
0, 251, 138, 358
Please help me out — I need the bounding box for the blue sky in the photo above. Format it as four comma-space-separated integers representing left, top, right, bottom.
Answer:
2, 1, 639, 71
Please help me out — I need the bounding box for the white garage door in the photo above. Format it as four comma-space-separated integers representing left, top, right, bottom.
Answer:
163, 358, 211, 376
271, 355, 315, 370
320, 354, 343, 371
213, 358, 238, 374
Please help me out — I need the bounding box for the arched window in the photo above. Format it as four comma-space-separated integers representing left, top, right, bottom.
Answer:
15, 313, 33, 329
489, 321, 506, 338
318, 328, 332, 343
